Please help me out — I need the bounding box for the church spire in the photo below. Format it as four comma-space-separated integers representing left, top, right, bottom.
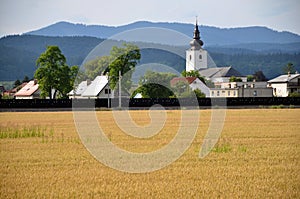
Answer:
190, 17, 204, 49
193, 17, 200, 40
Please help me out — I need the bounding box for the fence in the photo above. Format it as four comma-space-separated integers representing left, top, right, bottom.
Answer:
1, 97, 300, 109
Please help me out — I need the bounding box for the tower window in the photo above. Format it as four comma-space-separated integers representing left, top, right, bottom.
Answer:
199, 55, 202, 59
189, 55, 192, 60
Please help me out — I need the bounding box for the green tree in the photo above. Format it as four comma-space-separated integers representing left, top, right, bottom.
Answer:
283, 62, 296, 74
288, 92, 300, 97
229, 76, 242, 82
84, 55, 111, 80
181, 70, 206, 83
34, 46, 79, 99
172, 80, 190, 98
171, 80, 206, 98
133, 71, 176, 98
22, 76, 30, 83
247, 75, 254, 82
194, 89, 206, 98
108, 43, 141, 92
14, 79, 21, 88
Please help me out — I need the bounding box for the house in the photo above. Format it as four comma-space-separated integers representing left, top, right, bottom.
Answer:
14, 80, 40, 99
210, 81, 273, 98
170, 77, 210, 97
267, 73, 300, 97
81, 76, 114, 99
68, 79, 92, 98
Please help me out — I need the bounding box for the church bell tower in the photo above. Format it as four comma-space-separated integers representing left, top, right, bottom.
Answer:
186, 19, 208, 71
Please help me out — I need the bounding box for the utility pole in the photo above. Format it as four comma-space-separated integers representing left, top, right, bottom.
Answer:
119, 70, 121, 108
107, 73, 110, 108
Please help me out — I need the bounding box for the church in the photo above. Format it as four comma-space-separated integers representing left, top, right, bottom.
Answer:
185, 20, 246, 84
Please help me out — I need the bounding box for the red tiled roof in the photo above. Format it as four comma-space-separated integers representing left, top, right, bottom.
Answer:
170, 77, 197, 86
14, 80, 39, 97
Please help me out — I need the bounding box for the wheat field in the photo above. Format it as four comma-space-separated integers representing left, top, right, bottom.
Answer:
0, 109, 299, 198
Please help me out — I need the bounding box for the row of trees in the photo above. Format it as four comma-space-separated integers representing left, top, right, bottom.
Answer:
34, 43, 141, 99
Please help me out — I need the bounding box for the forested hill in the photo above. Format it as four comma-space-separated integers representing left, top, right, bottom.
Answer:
0, 35, 103, 80
1, 34, 300, 81
26, 21, 300, 46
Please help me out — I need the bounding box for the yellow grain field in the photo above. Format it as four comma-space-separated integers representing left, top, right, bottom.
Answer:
0, 109, 299, 198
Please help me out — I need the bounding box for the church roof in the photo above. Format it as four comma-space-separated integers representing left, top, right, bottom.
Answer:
199, 66, 243, 78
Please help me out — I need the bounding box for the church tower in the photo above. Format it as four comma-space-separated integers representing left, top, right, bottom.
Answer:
186, 19, 208, 71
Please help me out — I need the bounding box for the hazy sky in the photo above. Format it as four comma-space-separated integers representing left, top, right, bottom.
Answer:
0, 0, 299, 36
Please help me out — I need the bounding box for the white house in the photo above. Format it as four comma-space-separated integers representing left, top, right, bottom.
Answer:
267, 73, 300, 97
69, 76, 114, 99
68, 80, 92, 98
210, 81, 273, 98
81, 76, 114, 99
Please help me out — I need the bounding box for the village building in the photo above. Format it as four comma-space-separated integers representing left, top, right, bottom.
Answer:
210, 81, 273, 97
170, 76, 210, 97
14, 80, 40, 99
69, 79, 92, 98
267, 73, 300, 97
183, 20, 275, 98
80, 76, 114, 99
185, 20, 246, 84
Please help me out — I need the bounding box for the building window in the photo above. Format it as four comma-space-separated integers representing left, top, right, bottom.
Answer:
228, 91, 230, 96
211, 91, 214, 96
233, 91, 236, 96
105, 89, 111, 94
253, 90, 257, 96
199, 54, 202, 59
217, 91, 220, 96
189, 55, 192, 60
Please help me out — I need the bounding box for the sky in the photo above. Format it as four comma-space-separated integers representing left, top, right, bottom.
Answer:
0, 0, 300, 37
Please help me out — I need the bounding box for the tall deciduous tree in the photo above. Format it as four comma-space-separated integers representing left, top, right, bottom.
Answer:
34, 46, 78, 99
108, 43, 141, 92
84, 55, 111, 80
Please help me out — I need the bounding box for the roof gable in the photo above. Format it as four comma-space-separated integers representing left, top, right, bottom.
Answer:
170, 77, 197, 86
268, 74, 300, 83
15, 80, 39, 96
81, 76, 108, 97
69, 80, 91, 95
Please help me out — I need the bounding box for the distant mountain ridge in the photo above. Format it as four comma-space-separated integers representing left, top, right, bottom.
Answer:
26, 21, 300, 46
1, 21, 300, 81
1, 35, 300, 81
